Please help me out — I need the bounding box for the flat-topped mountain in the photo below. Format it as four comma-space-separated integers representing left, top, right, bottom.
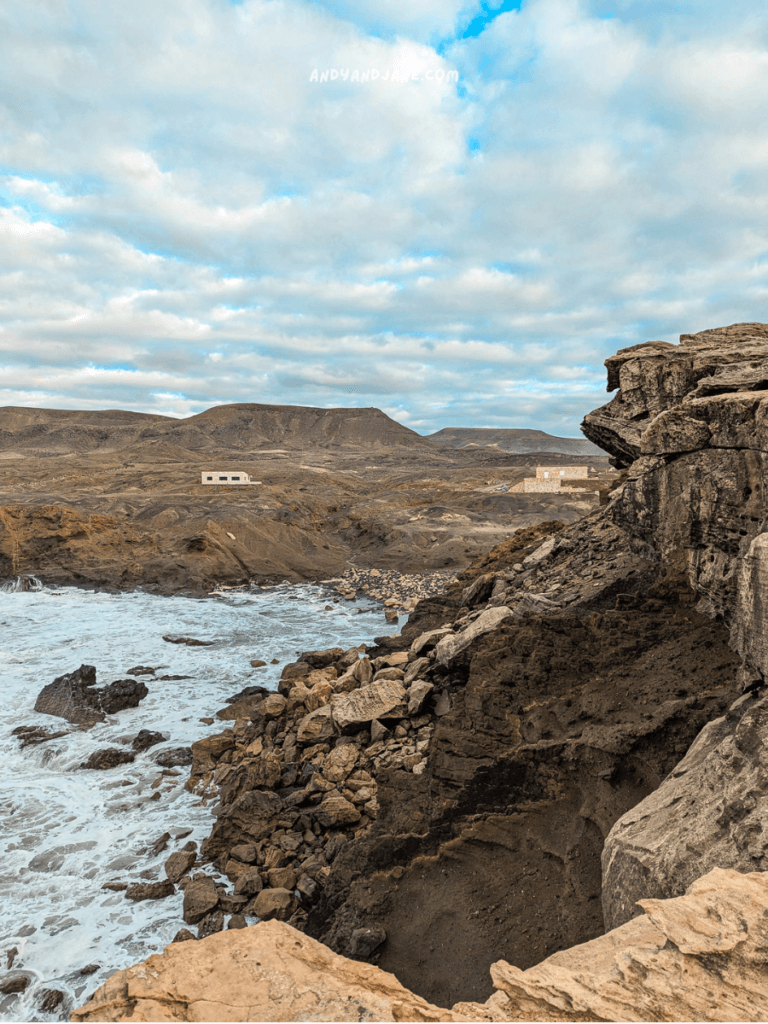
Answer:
428, 426, 605, 455
0, 403, 434, 456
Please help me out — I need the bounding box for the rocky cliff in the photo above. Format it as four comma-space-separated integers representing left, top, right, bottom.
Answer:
68, 323, 768, 1021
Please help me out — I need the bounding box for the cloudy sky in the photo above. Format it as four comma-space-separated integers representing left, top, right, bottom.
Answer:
2, 0, 767, 436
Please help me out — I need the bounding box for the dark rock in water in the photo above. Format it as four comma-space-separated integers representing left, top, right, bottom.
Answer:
124, 879, 175, 902
79, 964, 100, 976
126, 665, 156, 676
12, 724, 69, 748
39, 989, 65, 1012
171, 928, 197, 943
154, 746, 193, 768
149, 832, 171, 856
132, 729, 164, 752
162, 635, 215, 646
101, 882, 128, 891
0, 975, 29, 994
80, 748, 135, 770
299, 647, 344, 669
100, 678, 149, 714
34, 664, 148, 726
227, 913, 247, 929
225, 685, 269, 705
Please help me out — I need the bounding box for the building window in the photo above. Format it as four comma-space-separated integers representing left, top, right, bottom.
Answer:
544, 472, 549, 478
560, 470, 565, 476
206, 476, 213, 481
231, 476, 240, 481
219, 476, 228, 481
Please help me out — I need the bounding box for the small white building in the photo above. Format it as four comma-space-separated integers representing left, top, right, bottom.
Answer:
201, 472, 260, 486
510, 465, 590, 494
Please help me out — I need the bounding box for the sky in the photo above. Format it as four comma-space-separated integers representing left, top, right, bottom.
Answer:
1, 0, 767, 437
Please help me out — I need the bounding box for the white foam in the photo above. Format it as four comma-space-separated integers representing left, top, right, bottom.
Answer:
0, 584, 390, 1020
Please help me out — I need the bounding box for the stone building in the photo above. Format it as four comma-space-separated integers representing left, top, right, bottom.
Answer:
510, 466, 590, 494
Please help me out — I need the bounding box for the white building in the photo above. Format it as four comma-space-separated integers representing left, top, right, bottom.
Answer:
201, 472, 260, 486
510, 465, 590, 494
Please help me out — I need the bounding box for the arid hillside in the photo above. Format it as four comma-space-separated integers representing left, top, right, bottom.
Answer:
0, 403, 614, 592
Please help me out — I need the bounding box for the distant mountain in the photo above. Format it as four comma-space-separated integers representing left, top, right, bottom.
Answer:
0, 403, 434, 456
427, 427, 606, 456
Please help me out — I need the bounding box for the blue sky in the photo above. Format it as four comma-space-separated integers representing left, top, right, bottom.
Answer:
1, 0, 767, 436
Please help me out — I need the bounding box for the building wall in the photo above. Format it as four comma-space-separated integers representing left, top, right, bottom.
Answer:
535, 465, 588, 480
201, 472, 254, 485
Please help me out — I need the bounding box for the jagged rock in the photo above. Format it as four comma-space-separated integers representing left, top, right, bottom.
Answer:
408, 681, 434, 716
233, 867, 263, 896
251, 888, 298, 922
602, 690, 768, 929
330, 680, 407, 732
162, 635, 214, 646
164, 849, 196, 884
255, 693, 287, 720
124, 879, 175, 902
229, 842, 258, 864
297, 705, 336, 744
182, 876, 220, 925
300, 647, 344, 669
80, 747, 135, 770
410, 628, 452, 655
197, 910, 225, 939
71, 921, 462, 1022
434, 607, 514, 667
171, 929, 197, 943
321, 744, 359, 783
488, 868, 768, 1023
460, 572, 495, 609
34, 664, 148, 726
190, 730, 234, 775
315, 794, 361, 828
403, 656, 430, 685
39, 989, 65, 1013
131, 729, 164, 752
268, 867, 297, 890
522, 535, 558, 568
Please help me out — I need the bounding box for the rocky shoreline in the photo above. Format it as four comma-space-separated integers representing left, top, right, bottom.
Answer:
12, 322, 768, 1021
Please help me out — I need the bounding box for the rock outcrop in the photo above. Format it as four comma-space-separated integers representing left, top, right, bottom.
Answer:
602, 688, 768, 929
72, 868, 768, 1022
33, 664, 148, 726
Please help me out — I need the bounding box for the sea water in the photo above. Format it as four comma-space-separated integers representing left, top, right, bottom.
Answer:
0, 582, 390, 1021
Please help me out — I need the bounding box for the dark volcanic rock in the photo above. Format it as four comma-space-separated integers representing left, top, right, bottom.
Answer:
154, 746, 193, 768
0, 975, 29, 994
39, 990, 65, 1013
80, 747, 135, 770
162, 635, 215, 646
132, 729, 165, 752
34, 664, 148, 726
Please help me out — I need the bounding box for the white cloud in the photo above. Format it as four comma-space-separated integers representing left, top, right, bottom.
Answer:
1, 0, 767, 435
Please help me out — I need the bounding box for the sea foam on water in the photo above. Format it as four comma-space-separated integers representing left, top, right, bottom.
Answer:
0, 583, 387, 1021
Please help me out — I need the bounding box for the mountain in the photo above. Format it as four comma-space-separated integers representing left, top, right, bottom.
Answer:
426, 427, 605, 456
0, 403, 434, 456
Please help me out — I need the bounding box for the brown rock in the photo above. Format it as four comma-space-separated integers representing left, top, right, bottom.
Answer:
171, 929, 197, 943
34, 664, 148, 727
250, 659, 266, 668
124, 879, 175, 902
80, 747, 135, 770
227, 914, 247, 929
330, 681, 407, 733
71, 920, 460, 1022
314, 794, 361, 829
229, 842, 258, 863
407, 680, 434, 716
297, 705, 336, 745
0, 975, 29, 994
233, 867, 264, 897
251, 888, 298, 922
268, 867, 297, 890
190, 730, 234, 775
322, 744, 359, 783
197, 910, 225, 939
164, 849, 196, 884
182, 876, 220, 925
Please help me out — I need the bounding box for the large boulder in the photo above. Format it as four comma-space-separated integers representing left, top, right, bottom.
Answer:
602, 690, 768, 930
330, 681, 406, 733
487, 868, 768, 1023
80, 748, 135, 770
34, 665, 148, 726
71, 920, 461, 1022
